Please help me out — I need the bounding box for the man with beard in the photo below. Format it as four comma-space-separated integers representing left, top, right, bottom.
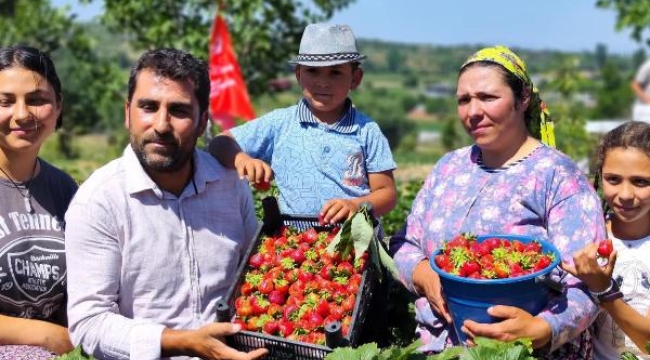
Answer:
63, 49, 268, 360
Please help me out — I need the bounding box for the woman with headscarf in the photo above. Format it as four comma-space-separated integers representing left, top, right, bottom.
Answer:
0, 45, 78, 359
390, 46, 606, 359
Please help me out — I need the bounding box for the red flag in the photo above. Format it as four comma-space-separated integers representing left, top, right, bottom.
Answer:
209, 12, 255, 130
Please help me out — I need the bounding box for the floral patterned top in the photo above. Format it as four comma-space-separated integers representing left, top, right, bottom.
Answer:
390, 144, 607, 358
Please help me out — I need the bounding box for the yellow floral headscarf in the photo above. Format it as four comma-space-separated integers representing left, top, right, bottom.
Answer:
461, 46, 555, 148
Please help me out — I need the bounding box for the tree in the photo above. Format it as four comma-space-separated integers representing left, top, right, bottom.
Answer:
593, 60, 634, 118
0, 0, 126, 157
80, 0, 357, 96
596, 0, 650, 46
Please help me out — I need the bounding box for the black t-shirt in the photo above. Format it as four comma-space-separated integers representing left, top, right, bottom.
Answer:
0, 159, 77, 325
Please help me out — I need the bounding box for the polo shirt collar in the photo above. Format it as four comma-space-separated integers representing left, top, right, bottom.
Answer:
123, 145, 221, 198
297, 98, 358, 133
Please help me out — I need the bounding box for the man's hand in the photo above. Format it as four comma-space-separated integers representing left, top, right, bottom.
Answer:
162, 323, 268, 360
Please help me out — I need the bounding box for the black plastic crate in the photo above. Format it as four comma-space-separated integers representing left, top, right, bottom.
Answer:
217, 198, 380, 360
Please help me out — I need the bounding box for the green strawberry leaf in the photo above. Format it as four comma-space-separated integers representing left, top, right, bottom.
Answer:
376, 238, 400, 281
326, 342, 381, 360
327, 215, 354, 260
53, 346, 95, 360
350, 206, 375, 262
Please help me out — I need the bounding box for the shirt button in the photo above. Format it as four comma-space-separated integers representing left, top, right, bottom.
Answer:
324, 146, 330, 153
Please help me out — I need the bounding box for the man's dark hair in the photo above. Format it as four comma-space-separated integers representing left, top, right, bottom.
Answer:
127, 48, 210, 115
0, 44, 64, 129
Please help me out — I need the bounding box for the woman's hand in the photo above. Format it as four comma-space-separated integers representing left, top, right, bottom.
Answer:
561, 242, 617, 293
412, 260, 452, 323
462, 305, 552, 349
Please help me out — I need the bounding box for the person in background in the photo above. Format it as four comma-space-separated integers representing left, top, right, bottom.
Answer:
630, 58, 650, 122
0, 45, 78, 359
208, 23, 397, 225
389, 46, 606, 359
64, 48, 267, 360
563, 121, 650, 359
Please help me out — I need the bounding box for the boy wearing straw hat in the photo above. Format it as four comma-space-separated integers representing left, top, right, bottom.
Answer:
209, 23, 397, 224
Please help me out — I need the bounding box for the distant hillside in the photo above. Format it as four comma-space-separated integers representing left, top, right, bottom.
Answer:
356, 39, 639, 81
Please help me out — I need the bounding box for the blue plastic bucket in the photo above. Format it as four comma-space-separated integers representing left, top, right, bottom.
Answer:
429, 234, 561, 343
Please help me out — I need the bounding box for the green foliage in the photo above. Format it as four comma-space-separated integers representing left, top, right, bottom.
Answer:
53, 346, 95, 360
0, 1, 127, 138
381, 179, 422, 237
596, 0, 650, 46
592, 60, 634, 118
545, 55, 599, 160
325, 338, 537, 360
0, 0, 89, 55
620, 352, 641, 360
353, 88, 417, 150
81, 0, 357, 95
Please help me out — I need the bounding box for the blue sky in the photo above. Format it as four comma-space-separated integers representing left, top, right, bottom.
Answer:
53, 0, 645, 55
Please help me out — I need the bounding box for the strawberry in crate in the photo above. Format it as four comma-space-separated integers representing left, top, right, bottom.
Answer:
230, 207, 385, 346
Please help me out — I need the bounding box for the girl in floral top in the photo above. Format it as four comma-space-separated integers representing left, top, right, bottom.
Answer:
389, 46, 606, 359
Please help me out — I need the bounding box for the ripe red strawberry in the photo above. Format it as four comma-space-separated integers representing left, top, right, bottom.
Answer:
341, 294, 356, 312
302, 228, 319, 244
533, 255, 552, 272
523, 241, 542, 253
246, 316, 261, 331
248, 253, 264, 268
597, 239, 613, 258
268, 290, 286, 305
434, 253, 451, 268
278, 319, 294, 337
336, 262, 354, 277
283, 303, 300, 321
460, 261, 481, 277
235, 298, 253, 317
253, 181, 271, 191
258, 278, 275, 294
263, 320, 279, 335
240, 282, 254, 296
267, 303, 283, 318
290, 249, 306, 264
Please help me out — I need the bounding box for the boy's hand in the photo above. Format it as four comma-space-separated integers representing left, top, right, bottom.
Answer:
320, 198, 358, 224
233, 153, 273, 185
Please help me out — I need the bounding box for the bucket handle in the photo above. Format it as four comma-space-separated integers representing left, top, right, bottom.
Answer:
535, 274, 564, 294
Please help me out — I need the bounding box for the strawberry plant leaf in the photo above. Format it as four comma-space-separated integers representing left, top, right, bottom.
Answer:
53, 346, 95, 360
325, 342, 380, 360
425, 346, 464, 360
327, 215, 354, 260
350, 206, 375, 261
462, 337, 535, 360
357, 342, 381, 360
376, 238, 400, 281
